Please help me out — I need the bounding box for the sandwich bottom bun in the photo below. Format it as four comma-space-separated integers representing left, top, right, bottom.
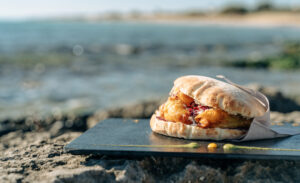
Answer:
150, 114, 246, 140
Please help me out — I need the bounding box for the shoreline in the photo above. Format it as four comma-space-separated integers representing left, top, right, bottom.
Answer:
55, 12, 300, 28
3, 12, 300, 29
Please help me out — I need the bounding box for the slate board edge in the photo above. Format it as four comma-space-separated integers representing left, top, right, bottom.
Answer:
64, 118, 300, 160
64, 146, 300, 160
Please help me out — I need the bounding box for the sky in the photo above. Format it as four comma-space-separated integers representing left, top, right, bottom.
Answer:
0, 0, 299, 20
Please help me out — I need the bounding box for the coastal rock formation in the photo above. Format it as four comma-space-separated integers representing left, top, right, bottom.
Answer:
1, 85, 300, 138
1, 86, 300, 182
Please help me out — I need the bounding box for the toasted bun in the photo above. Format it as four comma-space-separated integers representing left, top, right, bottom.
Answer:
170, 75, 266, 118
150, 114, 246, 140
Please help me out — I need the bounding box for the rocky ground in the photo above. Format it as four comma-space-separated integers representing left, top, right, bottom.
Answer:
1, 85, 300, 183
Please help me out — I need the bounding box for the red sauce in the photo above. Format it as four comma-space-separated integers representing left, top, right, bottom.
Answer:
186, 103, 211, 117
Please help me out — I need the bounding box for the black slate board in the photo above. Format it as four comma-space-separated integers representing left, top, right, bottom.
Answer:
65, 118, 300, 160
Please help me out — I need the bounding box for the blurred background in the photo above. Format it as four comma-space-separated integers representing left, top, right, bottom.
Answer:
1, 0, 300, 135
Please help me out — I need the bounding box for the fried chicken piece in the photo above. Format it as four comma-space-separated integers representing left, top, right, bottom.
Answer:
160, 91, 252, 129
177, 91, 194, 106
159, 96, 191, 124
195, 108, 252, 129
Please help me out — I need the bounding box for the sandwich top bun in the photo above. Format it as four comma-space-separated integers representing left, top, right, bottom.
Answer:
170, 75, 266, 118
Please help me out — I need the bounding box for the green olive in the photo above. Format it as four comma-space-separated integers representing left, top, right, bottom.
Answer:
223, 144, 235, 151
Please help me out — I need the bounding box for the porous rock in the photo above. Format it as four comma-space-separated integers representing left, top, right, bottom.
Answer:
1, 89, 300, 182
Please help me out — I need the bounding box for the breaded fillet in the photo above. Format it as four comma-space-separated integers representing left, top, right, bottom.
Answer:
159, 92, 252, 129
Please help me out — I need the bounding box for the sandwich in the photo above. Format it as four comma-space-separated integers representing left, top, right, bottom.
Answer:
150, 75, 266, 140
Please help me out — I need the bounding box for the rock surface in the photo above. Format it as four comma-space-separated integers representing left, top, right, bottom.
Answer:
2, 128, 300, 183
1, 86, 300, 182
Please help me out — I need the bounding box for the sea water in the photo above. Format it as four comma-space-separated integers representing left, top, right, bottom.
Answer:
0, 21, 300, 120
